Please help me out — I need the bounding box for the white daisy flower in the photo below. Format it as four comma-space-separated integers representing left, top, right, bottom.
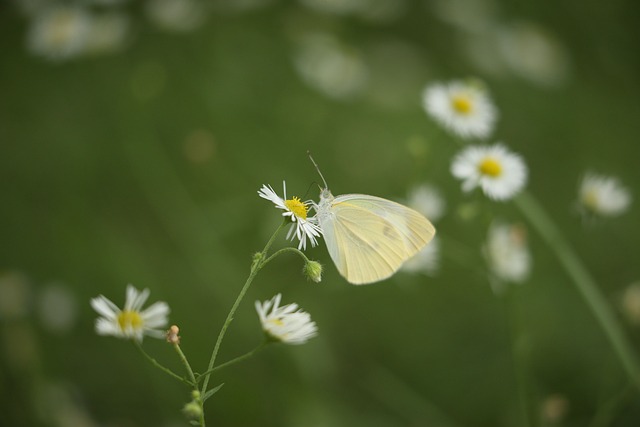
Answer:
407, 183, 446, 222
451, 143, 527, 201
422, 80, 498, 139
255, 294, 318, 345
578, 172, 631, 217
401, 236, 440, 276
258, 181, 322, 250
27, 5, 92, 61
484, 222, 531, 287
90, 285, 170, 342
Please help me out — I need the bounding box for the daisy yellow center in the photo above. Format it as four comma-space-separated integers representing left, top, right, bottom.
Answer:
582, 190, 599, 210
284, 197, 308, 219
117, 310, 143, 331
451, 95, 473, 115
269, 318, 285, 327
478, 158, 502, 177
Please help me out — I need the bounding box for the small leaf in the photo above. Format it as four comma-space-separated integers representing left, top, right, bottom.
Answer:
189, 421, 200, 426
202, 383, 225, 402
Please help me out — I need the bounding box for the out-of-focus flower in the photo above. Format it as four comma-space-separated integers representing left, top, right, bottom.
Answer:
579, 172, 631, 217
621, 282, 640, 325
258, 182, 322, 250
540, 394, 569, 424
401, 236, 440, 276
27, 5, 92, 61
407, 183, 447, 222
451, 143, 527, 200
497, 22, 570, 87
145, 0, 208, 32
255, 294, 318, 345
298, 0, 366, 15
484, 222, 531, 286
85, 12, 129, 55
37, 282, 77, 334
431, 0, 498, 33
90, 285, 170, 341
293, 33, 368, 100
422, 80, 498, 139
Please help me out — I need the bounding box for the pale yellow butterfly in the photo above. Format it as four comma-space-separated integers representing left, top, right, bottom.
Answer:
310, 155, 436, 285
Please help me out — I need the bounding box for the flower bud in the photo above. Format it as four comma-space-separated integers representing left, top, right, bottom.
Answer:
303, 260, 323, 283
183, 400, 202, 419
166, 325, 180, 345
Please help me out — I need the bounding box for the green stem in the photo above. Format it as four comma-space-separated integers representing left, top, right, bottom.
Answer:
200, 222, 286, 394
173, 344, 204, 427
515, 191, 640, 387
503, 288, 533, 427
197, 341, 269, 380
174, 344, 198, 385
263, 247, 310, 266
133, 341, 193, 386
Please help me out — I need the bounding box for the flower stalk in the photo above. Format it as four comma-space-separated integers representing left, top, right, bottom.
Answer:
515, 191, 640, 387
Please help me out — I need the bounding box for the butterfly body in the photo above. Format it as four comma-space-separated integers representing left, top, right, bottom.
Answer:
315, 188, 436, 285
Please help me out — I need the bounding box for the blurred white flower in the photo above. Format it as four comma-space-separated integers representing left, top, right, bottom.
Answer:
293, 33, 368, 100
298, 0, 366, 15
431, 0, 498, 33
422, 80, 498, 139
37, 282, 77, 334
259, 182, 322, 250
451, 143, 527, 200
90, 285, 169, 341
27, 5, 92, 61
255, 294, 318, 345
407, 183, 446, 222
484, 222, 531, 286
85, 12, 129, 55
145, 0, 208, 32
497, 22, 570, 87
621, 282, 640, 325
579, 172, 631, 217
402, 236, 440, 276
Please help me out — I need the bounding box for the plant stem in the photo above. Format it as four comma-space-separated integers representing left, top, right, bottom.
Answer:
263, 246, 310, 266
173, 343, 204, 426
174, 344, 198, 385
197, 341, 268, 379
200, 222, 286, 395
133, 341, 193, 386
515, 191, 640, 387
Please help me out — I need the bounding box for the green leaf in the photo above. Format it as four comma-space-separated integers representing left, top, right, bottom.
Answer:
202, 383, 225, 402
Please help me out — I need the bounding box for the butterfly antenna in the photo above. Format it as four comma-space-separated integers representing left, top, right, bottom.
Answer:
307, 150, 328, 189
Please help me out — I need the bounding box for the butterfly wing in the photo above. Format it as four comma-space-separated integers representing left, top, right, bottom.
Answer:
319, 194, 436, 285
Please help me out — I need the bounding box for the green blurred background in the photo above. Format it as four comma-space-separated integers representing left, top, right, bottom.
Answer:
2, 0, 640, 426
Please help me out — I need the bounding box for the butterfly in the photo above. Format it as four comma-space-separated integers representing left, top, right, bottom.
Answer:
310, 156, 436, 285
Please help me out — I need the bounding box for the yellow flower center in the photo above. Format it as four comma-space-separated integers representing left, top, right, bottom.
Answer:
478, 158, 502, 177
284, 197, 308, 220
451, 95, 473, 115
269, 318, 285, 327
582, 190, 599, 211
117, 310, 143, 331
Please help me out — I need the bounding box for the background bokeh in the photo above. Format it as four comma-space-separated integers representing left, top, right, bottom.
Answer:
2, 0, 640, 426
